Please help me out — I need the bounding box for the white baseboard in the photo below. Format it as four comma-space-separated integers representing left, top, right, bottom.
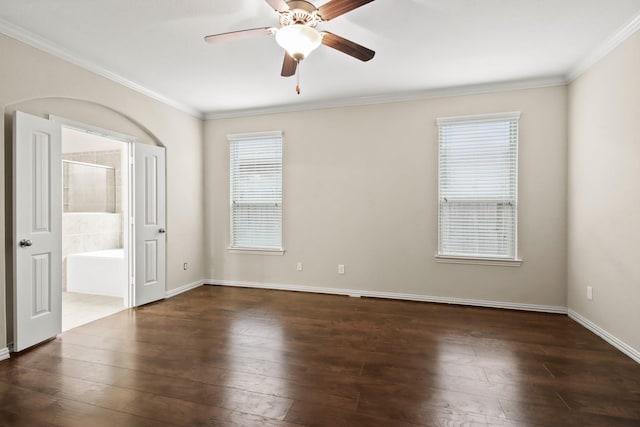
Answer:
207, 279, 567, 314
165, 279, 206, 298
0, 347, 9, 362
568, 309, 640, 364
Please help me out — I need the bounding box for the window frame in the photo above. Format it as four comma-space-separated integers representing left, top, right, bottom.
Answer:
228, 131, 284, 255
435, 112, 522, 266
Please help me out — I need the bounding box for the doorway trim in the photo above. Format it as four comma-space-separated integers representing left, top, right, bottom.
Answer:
51, 115, 136, 309
50, 116, 137, 144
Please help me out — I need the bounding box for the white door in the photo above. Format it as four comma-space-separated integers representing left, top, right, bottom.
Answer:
13, 111, 62, 352
134, 143, 166, 306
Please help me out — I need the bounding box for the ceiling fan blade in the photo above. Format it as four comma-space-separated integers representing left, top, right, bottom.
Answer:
265, 0, 291, 12
318, 0, 375, 20
204, 27, 273, 44
281, 52, 297, 77
321, 31, 375, 61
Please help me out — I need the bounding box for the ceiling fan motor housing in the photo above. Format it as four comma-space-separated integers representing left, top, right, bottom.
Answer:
279, 0, 322, 27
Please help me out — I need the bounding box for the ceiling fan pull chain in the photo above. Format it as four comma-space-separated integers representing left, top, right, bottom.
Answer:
296, 61, 301, 95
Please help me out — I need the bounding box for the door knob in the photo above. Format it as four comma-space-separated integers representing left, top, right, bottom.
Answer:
158, 228, 166, 234
19, 239, 33, 248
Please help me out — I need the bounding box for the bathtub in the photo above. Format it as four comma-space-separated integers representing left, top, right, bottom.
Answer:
66, 249, 127, 297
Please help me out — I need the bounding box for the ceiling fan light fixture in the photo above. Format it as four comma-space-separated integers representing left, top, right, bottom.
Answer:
275, 24, 322, 61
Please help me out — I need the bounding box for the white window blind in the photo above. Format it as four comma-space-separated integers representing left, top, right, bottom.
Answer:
437, 112, 519, 259
229, 131, 282, 250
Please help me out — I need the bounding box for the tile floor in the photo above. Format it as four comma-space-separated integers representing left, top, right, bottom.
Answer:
62, 292, 126, 331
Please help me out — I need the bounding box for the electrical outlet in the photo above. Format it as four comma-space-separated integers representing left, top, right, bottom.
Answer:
183, 262, 188, 271
338, 264, 345, 274
587, 286, 593, 300
296, 261, 303, 271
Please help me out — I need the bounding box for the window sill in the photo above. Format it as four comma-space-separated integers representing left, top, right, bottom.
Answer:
228, 247, 285, 256
435, 255, 522, 267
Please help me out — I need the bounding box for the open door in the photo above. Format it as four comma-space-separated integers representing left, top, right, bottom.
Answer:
13, 111, 62, 352
134, 143, 166, 306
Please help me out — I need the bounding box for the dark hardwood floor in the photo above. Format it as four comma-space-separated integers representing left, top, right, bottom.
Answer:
1, 285, 639, 426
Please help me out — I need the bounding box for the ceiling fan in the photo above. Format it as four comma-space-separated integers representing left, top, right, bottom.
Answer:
204, 0, 376, 94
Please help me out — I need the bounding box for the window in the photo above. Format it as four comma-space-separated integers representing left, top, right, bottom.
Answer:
229, 131, 283, 251
437, 112, 519, 261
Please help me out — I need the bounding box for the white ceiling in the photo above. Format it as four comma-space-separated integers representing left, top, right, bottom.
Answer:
1, 0, 639, 118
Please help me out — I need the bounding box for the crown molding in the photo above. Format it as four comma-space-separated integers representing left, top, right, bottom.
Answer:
4, 6, 638, 121
567, 11, 640, 82
0, 18, 203, 119
204, 76, 566, 120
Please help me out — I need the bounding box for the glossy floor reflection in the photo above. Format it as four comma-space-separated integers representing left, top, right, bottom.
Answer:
1, 285, 639, 426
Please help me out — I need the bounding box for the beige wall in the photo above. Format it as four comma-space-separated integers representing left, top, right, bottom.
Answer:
4, 15, 636, 360
568, 31, 640, 352
1, 10, 636, 362
205, 86, 568, 308
1, 33, 205, 349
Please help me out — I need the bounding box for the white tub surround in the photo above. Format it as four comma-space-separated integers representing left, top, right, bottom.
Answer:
66, 249, 127, 297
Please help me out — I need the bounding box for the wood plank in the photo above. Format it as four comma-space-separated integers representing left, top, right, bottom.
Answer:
0, 285, 638, 426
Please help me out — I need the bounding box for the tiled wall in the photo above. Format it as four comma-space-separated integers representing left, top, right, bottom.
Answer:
62, 149, 124, 291
63, 213, 122, 253
63, 150, 122, 213
62, 212, 123, 290
64, 162, 115, 212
